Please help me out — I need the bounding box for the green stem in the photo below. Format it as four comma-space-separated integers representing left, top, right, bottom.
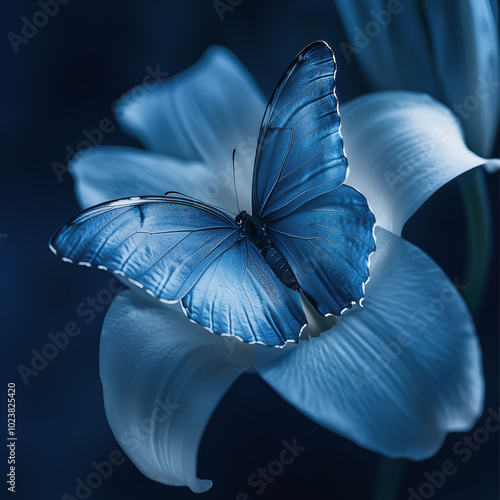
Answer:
458, 168, 493, 316
373, 457, 408, 500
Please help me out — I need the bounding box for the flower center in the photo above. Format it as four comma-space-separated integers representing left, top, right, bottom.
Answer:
299, 296, 338, 340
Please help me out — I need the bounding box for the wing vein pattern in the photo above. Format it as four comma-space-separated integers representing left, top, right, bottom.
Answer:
252, 42, 348, 221
51, 196, 306, 346
267, 186, 376, 316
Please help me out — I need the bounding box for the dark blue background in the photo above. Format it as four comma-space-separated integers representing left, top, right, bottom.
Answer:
1, 1, 498, 499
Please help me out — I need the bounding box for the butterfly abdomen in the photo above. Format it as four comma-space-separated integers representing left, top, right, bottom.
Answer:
260, 242, 300, 292
236, 210, 300, 292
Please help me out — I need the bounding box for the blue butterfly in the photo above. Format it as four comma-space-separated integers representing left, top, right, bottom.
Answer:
50, 41, 375, 347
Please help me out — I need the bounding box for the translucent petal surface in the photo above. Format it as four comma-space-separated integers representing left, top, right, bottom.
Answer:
421, 0, 499, 155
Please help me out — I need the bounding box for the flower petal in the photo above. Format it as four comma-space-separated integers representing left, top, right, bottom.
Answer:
115, 46, 267, 212
341, 91, 500, 235
100, 291, 254, 492
421, 0, 499, 156
334, 0, 499, 155
256, 228, 484, 459
70, 146, 226, 210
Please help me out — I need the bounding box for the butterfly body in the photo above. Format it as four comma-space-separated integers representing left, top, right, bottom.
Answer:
236, 210, 300, 291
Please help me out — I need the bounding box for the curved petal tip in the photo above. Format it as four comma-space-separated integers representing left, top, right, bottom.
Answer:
342, 91, 498, 234
100, 291, 254, 492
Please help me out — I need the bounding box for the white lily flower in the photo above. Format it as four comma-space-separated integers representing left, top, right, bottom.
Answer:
69, 47, 498, 492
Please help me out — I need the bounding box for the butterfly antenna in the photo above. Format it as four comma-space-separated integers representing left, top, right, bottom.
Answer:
232, 149, 241, 214
163, 190, 238, 217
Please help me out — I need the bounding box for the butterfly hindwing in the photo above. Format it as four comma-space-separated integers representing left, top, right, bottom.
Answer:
252, 41, 348, 222
267, 186, 375, 316
182, 238, 306, 345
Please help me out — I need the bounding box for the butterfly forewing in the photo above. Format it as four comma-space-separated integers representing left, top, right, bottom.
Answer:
251, 41, 375, 317
50, 196, 239, 302
252, 41, 348, 222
